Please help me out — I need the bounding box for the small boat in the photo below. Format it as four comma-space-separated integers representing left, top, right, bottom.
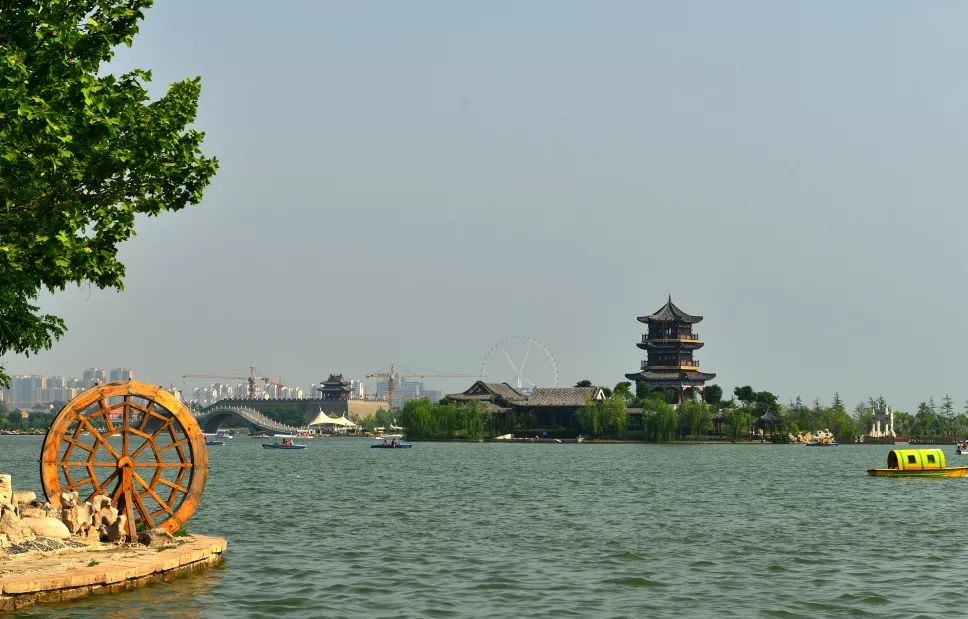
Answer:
868, 448, 968, 478
371, 442, 413, 449
205, 439, 225, 446
958, 448, 968, 455
263, 442, 307, 450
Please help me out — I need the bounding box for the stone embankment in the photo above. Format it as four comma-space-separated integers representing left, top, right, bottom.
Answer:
0, 474, 226, 611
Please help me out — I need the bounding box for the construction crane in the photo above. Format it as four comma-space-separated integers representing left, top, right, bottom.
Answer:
365, 364, 478, 411
182, 366, 285, 399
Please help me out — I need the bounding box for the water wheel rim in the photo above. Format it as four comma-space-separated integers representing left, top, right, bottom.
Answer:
40, 380, 208, 535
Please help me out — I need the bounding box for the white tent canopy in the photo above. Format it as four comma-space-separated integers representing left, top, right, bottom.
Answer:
330, 415, 358, 428
308, 409, 338, 426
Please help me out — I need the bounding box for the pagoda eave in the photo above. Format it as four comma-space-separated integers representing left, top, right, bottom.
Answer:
626, 370, 716, 384
637, 341, 704, 351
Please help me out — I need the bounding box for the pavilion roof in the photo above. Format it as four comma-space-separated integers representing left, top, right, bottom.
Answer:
447, 381, 526, 403
510, 387, 603, 408
638, 296, 703, 324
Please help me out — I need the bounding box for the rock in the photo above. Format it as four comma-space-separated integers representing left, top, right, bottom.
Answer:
80, 526, 101, 544
12, 490, 36, 504
0, 532, 8, 548
21, 500, 56, 519
58, 491, 89, 535
101, 513, 128, 543
138, 527, 176, 548
21, 516, 71, 539
0, 510, 34, 544
0, 474, 11, 506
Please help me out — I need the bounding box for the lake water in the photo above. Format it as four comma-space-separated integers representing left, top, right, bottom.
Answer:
1, 436, 965, 618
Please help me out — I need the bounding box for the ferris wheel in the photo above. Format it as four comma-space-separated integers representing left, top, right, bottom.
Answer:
481, 336, 559, 393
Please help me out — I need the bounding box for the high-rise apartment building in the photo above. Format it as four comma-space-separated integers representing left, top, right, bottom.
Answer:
108, 368, 134, 382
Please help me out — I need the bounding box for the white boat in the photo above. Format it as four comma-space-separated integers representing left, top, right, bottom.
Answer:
373, 433, 403, 441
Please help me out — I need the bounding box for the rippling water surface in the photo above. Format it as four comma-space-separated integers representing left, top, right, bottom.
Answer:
2, 436, 966, 618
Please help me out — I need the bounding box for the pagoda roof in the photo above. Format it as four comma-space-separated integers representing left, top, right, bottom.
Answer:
638, 296, 703, 324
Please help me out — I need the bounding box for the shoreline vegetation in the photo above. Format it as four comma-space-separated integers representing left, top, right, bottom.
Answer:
386, 382, 968, 445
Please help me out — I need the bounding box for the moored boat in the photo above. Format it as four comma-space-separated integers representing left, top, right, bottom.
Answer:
867, 448, 968, 478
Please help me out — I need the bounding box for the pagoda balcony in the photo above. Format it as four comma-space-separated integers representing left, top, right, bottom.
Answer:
643, 332, 699, 343
641, 360, 699, 370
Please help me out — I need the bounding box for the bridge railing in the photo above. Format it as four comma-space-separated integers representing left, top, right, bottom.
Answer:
195, 405, 307, 432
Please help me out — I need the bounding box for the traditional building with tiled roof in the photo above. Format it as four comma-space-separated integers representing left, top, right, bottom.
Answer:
318, 374, 351, 401
625, 296, 715, 404
446, 381, 605, 429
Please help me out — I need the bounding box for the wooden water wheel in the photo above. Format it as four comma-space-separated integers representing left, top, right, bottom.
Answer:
41, 380, 208, 540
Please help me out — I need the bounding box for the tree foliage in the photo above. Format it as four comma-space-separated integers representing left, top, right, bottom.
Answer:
577, 393, 628, 438
0, 1, 218, 385
723, 408, 752, 442
677, 400, 713, 439
398, 398, 488, 441
643, 398, 677, 442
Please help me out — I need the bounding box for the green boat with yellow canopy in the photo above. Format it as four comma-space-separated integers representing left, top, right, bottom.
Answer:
867, 448, 968, 478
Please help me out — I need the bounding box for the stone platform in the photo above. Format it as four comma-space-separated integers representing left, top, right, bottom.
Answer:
0, 534, 226, 611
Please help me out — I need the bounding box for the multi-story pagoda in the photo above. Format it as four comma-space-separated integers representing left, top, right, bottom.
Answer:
318, 374, 351, 401
625, 296, 715, 404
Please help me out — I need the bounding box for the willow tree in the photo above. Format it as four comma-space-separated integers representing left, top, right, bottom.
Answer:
0, 1, 218, 385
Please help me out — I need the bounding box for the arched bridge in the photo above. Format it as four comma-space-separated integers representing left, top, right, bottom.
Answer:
194, 404, 306, 435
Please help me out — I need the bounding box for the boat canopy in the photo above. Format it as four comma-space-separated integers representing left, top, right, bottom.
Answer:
886, 449, 946, 471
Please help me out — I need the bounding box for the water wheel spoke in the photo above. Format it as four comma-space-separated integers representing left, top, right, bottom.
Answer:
127, 428, 152, 440
131, 487, 155, 529
166, 424, 189, 463
85, 468, 122, 503
132, 461, 193, 469
100, 398, 115, 434
158, 437, 191, 453
63, 435, 95, 453
132, 470, 175, 517
122, 396, 131, 457
63, 423, 87, 461
67, 476, 95, 490
135, 402, 154, 431
61, 465, 75, 488
78, 418, 122, 460
148, 508, 170, 522
157, 477, 188, 494
110, 476, 127, 503
86, 464, 99, 492
56, 461, 127, 467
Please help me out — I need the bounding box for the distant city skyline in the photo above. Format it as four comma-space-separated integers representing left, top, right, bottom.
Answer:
4, 2, 968, 413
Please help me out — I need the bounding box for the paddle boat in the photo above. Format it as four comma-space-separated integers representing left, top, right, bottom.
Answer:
867, 448, 968, 478
955, 442, 968, 455
263, 435, 307, 450
371, 439, 412, 449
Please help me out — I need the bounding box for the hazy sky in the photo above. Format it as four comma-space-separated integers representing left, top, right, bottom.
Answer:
5, 1, 968, 412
